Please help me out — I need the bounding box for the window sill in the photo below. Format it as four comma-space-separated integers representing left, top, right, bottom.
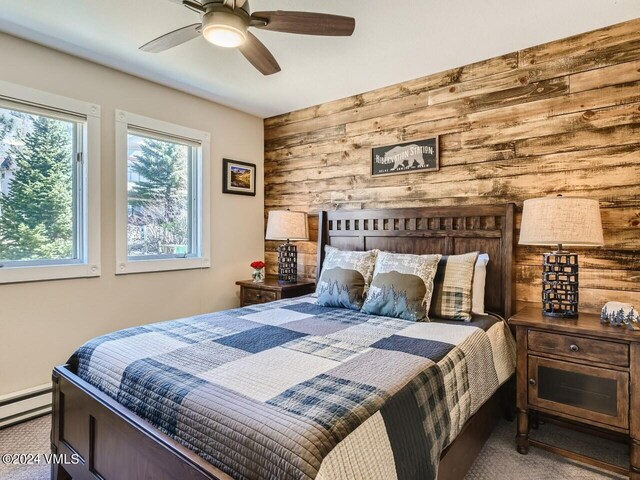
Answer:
115, 257, 210, 275
0, 263, 101, 284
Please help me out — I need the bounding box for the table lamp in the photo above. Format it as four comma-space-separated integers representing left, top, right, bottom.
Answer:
265, 210, 309, 283
519, 195, 604, 318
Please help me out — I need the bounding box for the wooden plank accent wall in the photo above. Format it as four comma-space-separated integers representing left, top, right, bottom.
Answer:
264, 18, 640, 313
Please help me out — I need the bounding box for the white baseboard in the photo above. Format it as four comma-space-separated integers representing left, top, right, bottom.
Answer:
0, 383, 52, 429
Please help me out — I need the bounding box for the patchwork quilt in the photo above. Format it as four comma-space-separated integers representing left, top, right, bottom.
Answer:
70, 296, 516, 480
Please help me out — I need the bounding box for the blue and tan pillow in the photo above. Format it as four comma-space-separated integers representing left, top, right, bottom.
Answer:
361, 252, 441, 322
316, 246, 378, 310
430, 252, 479, 321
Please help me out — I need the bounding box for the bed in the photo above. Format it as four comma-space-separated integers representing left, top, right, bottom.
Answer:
52, 203, 516, 480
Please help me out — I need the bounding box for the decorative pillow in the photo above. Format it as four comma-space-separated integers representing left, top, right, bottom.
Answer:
361, 252, 441, 322
430, 251, 479, 321
472, 254, 490, 315
316, 246, 378, 310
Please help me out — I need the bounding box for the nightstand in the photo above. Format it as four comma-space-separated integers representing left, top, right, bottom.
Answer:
509, 306, 640, 478
235, 276, 315, 307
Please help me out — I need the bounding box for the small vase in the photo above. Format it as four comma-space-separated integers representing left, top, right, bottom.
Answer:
252, 268, 265, 283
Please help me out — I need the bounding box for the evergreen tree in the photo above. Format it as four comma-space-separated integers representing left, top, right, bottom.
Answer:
0, 116, 73, 260
128, 138, 188, 254
0, 113, 13, 143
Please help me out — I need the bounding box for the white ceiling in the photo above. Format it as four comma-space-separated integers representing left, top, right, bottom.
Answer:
1, 0, 639, 118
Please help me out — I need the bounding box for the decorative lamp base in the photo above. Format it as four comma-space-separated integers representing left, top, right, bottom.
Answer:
278, 242, 297, 284
541, 251, 579, 318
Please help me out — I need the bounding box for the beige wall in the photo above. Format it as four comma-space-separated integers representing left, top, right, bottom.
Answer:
0, 33, 264, 395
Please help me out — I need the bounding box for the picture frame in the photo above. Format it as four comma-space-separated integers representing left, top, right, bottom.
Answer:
371, 137, 439, 177
222, 158, 256, 196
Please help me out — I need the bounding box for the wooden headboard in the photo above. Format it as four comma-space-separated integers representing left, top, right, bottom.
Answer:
316, 204, 515, 319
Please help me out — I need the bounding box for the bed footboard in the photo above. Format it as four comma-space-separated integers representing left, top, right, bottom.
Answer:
51, 365, 231, 480
52, 364, 511, 480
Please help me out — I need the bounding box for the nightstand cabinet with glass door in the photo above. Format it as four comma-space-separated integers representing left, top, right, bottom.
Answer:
509, 306, 640, 479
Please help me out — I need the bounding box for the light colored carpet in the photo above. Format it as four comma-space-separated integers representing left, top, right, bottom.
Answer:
0, 415, 629, 479
0, 415, 50, 480
467, 419, 627, 480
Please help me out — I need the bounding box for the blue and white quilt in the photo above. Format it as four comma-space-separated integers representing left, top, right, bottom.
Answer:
70, 295, 515, 480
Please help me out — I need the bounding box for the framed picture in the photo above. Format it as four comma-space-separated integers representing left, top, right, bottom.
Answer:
222, 158, 256, 196
371, 137, 439, 177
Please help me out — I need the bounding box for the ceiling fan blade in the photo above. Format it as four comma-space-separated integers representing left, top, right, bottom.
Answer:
238, 31, 281, 75
166, 0, 204, 14
140, 24, 201, 53
251, 11, 355, 36
183, 0, 206, 13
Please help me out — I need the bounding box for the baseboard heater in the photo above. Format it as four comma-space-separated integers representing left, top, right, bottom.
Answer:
0, 383, 52, 430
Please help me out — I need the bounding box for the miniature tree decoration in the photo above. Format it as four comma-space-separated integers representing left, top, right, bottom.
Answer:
612, 308, 626, 327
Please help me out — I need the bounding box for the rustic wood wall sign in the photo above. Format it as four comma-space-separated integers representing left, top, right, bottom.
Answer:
371, 137, 439, 176
263, 17, 640, 313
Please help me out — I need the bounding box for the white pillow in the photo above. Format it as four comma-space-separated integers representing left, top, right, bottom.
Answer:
472, 254, 490, 315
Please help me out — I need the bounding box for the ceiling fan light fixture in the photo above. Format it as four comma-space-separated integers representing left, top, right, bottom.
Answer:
202, 11, 247, 48
140, 2, 355, 75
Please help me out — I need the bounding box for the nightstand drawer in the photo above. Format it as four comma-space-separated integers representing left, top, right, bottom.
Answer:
528, 330, 629, 367
242, 287, 277, 305
528, 355, 629, 429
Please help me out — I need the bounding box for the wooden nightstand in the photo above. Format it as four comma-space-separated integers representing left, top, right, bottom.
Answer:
510, 306, 640, 478
235, 276, 315, 307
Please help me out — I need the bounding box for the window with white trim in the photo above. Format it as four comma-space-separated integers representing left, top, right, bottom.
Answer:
0, 81, 100, 284
115, 110, 210, 274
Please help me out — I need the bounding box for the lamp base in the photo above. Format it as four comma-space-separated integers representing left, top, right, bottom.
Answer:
277, 242, 297, 284
541, 251, 579, 318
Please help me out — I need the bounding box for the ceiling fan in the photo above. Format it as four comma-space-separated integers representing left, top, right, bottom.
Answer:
140, 0, 356, 75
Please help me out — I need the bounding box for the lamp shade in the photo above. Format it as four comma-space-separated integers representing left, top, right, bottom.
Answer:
265, 210, 309, 241
519, 196, 604, 247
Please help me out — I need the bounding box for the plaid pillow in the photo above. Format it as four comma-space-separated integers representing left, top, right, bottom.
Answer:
429, 252, 479, 321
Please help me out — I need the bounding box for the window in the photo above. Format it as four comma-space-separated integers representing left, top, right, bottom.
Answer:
126, 130, 196, 259
115, 110, 210, 274
0, 80, 100, 284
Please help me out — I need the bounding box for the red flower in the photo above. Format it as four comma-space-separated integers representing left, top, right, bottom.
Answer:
250, 261, 265, 269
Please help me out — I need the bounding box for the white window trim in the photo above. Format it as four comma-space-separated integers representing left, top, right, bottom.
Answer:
115, 110, 210, 275
0, 80, 101, 284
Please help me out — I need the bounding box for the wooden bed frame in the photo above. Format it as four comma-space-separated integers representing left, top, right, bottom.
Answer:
52, 203, 515, 480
